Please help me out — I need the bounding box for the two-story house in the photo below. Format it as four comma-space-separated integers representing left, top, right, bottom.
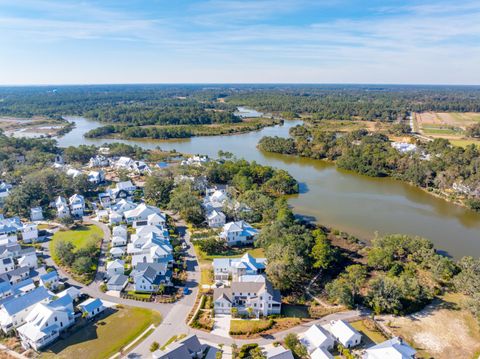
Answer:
213, 253, 266, 283
219, 221, 259, 246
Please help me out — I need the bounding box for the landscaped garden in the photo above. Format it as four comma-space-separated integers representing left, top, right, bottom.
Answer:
40, 306, 162, 359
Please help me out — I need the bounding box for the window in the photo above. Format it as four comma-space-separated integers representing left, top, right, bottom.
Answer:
54, 317, 57, 322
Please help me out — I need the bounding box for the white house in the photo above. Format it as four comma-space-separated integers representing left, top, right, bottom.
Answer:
0, 183, 12, 203
88, 155, 110, 168
115, 157, 135, 171
39, 271, 60, 290
0, 286, 51, 333
124, 203, 165, 227
106, 259, 124, 278
329, 320, 362, 348
131, 263, 172, 292
30, 207, 43, 222
17, 248, 38, 269
146, 212, 166, 227
0, 258, 14, 275
55, 196, 70, 219
66, 168, 82, 178
57, 287, 81, 301
88, 170, 105, 185
112, 225, 128, 240
115, 180, 136, 193
181, 155, 209, 167
17, 294, 74, 350
300, 324, 335, 354
69, 194, 85, 217
206, 210, 226, 228
109, 247, 125, 258
363, 337, 416, 359
213, 253, 266, 283
21, 223, 38, 243
220, 221, 258, 246
213, 278, 281, 316
78, 298, 105, 319
310, 348, 334, 359
109, 211, 123, 225
112, 235, 127, 247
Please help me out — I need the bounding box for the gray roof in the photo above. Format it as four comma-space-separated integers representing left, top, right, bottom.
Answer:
214, 278, 281, 303
108, 274, 128, 286
152, 334, 204, 359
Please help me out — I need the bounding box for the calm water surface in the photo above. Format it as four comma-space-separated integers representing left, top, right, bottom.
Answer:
58, 116, 480, 258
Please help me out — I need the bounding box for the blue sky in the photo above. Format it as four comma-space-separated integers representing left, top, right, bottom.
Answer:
0, 0, 479, 85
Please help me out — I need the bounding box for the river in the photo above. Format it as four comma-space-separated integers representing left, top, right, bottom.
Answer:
57, 116, 480, 258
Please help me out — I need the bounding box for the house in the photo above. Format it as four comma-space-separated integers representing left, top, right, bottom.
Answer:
11, 279, 36, 297
206, 210, 226, 228
95, 209, 109, 221
0, 243, 21, 259
112, 225, 128, 240
213, 253, 266, 283
262, 344, 294, 359
17, 248, 38, 269
0, 182, 12, 203
99, 192, 113, 208
88, 170, 105, 185
152, 334, 206, 359
78, 298, 105, 319
181, 155, 209, 167
69, 194, 85, 217
54, 154, 64, 165
115, 157, 135, 171
39, 270, 60, 290
0, 217, 23, 244
107, 274, 128, 292
66, 168, 82, 178
109, 247, 125, 258
220, 221, 258, 246
213, 278, 281, 316
0, 267, 30, 284
131, 263, 172, 292
133, 160, 151, 175
146, 212, 167, 227
310, 348, 334, 359
0, 258, 14, 275
55, 196, 70, 219
116, 180, 136, 192
88, 155, 110, 168
129, 234, 173, 269
111, 199, 137, 215
391, 142, 417, 154
300, 324, 335, 354
17, 294, 74, 350
363, 337, 416, 359
57, 286, 81, 301
124, 203, 165, 227
112, 235, 127, 247
30, 207, 43, 222
0, 286, 51, 333
109, 211, 123, 225
21, 223, 38, 243
106, 259, 124, 278
329, 320, 362, 348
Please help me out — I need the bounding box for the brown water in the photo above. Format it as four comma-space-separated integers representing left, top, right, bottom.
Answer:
58, 116, 480, 258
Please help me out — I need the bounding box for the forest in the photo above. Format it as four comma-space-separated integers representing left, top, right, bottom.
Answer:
258, 126, 480, 210
2, 84, 480, 125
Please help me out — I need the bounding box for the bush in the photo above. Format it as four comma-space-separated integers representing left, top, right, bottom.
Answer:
150, 341, 159, 352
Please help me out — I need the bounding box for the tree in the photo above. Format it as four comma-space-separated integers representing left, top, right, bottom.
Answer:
325, 265, 367, 307
231, 307, 238, 318
54, 240, 75, 266
246, 307, 253, 318
157, 284, 166, 295
283, 333, 307, 358
72, 256, 93, 274
144, 176, 174, 208
150, 341, 160, 352
168, 183, 204, 225
311, 230, 337, 270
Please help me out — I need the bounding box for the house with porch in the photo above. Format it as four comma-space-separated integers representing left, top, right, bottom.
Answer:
213, 278, 281, 316
131, 263, 172, 292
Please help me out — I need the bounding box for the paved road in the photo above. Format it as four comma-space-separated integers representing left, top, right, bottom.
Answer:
42, 217, 367, 358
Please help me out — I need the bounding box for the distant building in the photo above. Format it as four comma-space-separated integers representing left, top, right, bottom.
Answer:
30, 207, 43, 222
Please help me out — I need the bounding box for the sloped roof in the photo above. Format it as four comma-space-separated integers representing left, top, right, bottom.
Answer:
366, 337, 416, 359
2, 286, 50, 315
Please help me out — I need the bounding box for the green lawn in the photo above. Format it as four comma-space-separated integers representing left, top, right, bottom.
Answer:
450, 139, 480, 148
40, 306, 161, 359
50, 224, 103, 261
230, 319, 273, 334
126, 291, 152, 300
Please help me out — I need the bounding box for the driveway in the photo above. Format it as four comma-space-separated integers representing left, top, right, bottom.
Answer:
211, 315, 231, 338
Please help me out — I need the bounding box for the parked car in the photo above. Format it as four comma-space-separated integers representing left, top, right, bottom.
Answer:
183, 287, 189, 295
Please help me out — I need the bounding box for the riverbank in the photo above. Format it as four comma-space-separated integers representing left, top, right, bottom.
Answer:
0, 116, 74, 138
84, 117, 282, 140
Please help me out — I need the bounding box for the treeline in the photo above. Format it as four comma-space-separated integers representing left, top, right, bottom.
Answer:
85, 119, 281, 140
226, 85, 480, 121
259, 127, 480, 209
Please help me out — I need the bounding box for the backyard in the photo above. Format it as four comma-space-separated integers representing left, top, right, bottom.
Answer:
40, 306, 162, 359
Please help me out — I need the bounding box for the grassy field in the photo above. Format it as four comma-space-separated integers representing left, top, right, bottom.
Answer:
449, 139, 480, 148
40, 306, 162, 359
50, 224, 103, 260
350, 320, 387, 346
379, 293, 480, 359
230, 317, 302, 337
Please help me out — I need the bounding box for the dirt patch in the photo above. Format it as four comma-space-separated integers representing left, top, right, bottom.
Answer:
380, 293, 480, 359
